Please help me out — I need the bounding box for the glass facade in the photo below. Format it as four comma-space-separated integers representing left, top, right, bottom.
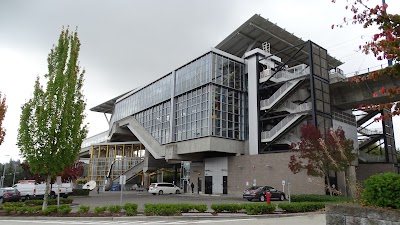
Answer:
211, 85, 245, 140
175, 53, 212, 96
134, 101, 171, 144
109, 50, 246, 144
211, 53, 245, 91
112, 74, 172, 124
175, 86, 210, 141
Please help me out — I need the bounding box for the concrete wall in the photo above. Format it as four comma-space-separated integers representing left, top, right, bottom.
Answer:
227, 152, 325, 197
356, 163, 397, 181
204, 157, 228, 194
326, 204, 400, 225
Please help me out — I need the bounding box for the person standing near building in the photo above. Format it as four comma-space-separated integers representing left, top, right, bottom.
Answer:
97, 186, 100, 194
191, 182, 194, 193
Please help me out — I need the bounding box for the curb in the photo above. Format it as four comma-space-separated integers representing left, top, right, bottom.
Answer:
0, 212, 323, 221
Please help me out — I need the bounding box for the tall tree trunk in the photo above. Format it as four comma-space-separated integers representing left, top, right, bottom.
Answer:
42, 175, 51, 210
326, 174, 333, 196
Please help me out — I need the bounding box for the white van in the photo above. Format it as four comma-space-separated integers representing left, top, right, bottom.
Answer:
148, 183, 181, 195
12, 183, 36, 200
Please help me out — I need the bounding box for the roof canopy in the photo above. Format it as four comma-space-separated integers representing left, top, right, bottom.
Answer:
216, 14, 342, 69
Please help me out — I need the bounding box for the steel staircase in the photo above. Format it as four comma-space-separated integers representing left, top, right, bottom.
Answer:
261, 102, 311, 142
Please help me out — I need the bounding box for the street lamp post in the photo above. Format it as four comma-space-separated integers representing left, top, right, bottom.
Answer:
12, 164, 17, 186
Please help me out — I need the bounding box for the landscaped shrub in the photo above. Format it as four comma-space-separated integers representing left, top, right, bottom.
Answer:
363, 172, 400, 209
26, 206, 42, 213
58, 205, 72, 214
108, 205, 122, 214
77, 205, 90, 214
41, 206, 58, 215
144, 204, 181, 216
16, 206, 29, 214
3, 202, 24, 207
123, 203, 138, 216
242, 203, 276, 215
3, 207, 16, 214
60, 198, 73, 204
278, 202, 325, 213
93, 206, 107, 214
70, 189, 90, 196
290, 194, 351, 203
193, 204, 207, 213
211, 203, 243, 213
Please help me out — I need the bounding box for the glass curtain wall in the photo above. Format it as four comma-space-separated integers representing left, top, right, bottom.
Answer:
112, 74, 172, 124
175, 86, 209, 141
134, 101, 171, 144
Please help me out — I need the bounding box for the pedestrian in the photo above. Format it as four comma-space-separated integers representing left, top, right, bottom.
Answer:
97, 186, 100, 194
191, 182, 194, 193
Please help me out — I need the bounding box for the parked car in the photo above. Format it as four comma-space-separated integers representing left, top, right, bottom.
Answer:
148, 183, 181, 195
12, 183, 36, 200
0, 187, 21, 204
243, 186, 285, 201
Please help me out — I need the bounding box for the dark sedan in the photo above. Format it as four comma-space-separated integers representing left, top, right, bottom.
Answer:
0, 187, 21, 204
243, 186, 285, 202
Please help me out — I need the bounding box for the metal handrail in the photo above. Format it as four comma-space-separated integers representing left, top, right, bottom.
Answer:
358, 151, 386, 162
261, 103, 311, 140
357, 127, 383, 136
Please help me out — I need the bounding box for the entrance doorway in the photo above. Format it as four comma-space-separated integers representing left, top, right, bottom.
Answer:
197, 177, 202, 194
205, 176, 212, 194
223, 176, 228, 194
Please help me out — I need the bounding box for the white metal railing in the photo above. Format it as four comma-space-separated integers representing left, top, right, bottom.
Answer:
357, 127, 383, 136
260, 65, 309, 82
278, 101, 299, 113
261, 103, 311, 140
260, 81, 296, 109
359, 151, 386, 162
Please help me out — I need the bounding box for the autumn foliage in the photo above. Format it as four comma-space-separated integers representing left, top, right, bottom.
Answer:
332, 0, 400, 120
21, 161, 84, 183
288, 124, 356, 195
0, 92, 6, 146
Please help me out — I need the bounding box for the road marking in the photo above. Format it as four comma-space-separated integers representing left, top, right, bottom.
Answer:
0, 218, 256, 225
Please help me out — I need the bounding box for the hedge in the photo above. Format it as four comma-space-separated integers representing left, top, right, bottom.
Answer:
70, 189, 90, 196
77, 205, 90, 214
93, 206, 108, 214
242, 203, 276, 215
363, 172, 400, 209
25, 198, 73, 206
123, 203, 138, 216
290, 194, 351, 203
211, 203, 242, 213
144, 203, 208, 216
278, 202, 325, 213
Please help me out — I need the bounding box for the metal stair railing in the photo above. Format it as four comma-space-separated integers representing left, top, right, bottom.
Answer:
358, 151, 386, 162
357, 127, 383, 136
261, 103, 311, 141
276, 101, 299, 113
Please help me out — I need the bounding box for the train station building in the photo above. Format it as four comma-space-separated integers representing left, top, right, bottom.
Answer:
79, 14, 399, 196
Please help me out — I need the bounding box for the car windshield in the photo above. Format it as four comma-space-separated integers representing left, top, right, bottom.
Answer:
150, 184, 156, 187
247, 186, 261, 190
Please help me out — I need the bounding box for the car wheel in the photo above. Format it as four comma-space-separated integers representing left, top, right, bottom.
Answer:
175, 190, 180, 194
50, 192, 56, 199
63, 194, 68, 199
279, 194, 285, 201
260, 195, 266, 202
247, 199, 252, 201
25, 195, 31, 200
152, 193, 156, 195
158, 190, 163, 195
0, 198, 3, 204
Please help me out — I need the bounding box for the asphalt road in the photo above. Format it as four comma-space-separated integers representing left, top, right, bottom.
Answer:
69, 190, 282, 211
0, 214, 326, 225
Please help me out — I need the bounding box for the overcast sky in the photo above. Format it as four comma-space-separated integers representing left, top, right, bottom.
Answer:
0, 0, 399, 163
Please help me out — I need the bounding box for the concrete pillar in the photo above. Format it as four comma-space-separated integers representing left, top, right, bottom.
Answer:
143, 172, 149, 189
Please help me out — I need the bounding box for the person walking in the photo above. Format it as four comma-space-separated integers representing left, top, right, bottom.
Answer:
97, 186, 100, 194
190, 182, 194, 193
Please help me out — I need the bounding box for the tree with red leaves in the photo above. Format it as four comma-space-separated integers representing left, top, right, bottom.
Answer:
0, 92, 7, 146
21, 161, 84, 183
332, 0, 400, 120
288, 124, 356, 196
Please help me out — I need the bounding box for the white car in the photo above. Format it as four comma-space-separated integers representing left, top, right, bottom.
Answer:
148, 183, 181, 195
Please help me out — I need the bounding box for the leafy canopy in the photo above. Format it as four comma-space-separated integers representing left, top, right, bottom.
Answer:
17, 28, 88, 178
288, 124, 356, 193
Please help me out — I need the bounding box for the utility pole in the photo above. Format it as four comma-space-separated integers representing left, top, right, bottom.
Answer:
0, 155, 9, 188
12, 164, 17, 186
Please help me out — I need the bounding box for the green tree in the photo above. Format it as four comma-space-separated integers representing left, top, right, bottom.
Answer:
0, 92, 7, 145
288, 124, 357, 196
17, 28, 88, 210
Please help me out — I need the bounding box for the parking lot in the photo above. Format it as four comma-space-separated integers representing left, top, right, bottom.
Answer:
70, 190, 281, 211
